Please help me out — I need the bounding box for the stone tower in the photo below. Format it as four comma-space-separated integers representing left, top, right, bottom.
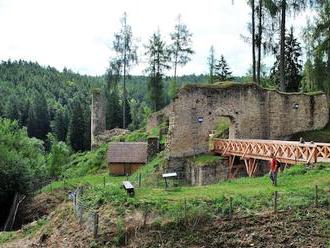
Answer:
91, 89, 106, 148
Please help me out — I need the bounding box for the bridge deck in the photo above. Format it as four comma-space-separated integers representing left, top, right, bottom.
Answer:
212, 139, 330, 177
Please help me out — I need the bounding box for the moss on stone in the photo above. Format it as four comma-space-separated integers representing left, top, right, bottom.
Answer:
190, 154, 223, 167
180, 82, 325, 97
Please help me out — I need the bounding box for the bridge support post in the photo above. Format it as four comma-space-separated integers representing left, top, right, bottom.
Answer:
244, 158, 258, 177
227, 156, 235, 179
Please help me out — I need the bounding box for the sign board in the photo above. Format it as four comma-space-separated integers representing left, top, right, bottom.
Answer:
197, 116, 204, 123
162, 172, 177, 178
122, 181, 134, 189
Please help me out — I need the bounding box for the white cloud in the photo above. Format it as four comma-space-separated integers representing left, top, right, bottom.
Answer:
0, 0, 310, 76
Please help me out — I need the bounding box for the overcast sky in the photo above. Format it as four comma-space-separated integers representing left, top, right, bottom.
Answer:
0, 0, 312, 76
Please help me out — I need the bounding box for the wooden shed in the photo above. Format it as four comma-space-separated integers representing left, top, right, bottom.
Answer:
107, 142, 148, 176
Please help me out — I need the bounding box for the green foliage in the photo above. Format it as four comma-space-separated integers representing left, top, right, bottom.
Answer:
0, 118, 46, 222
0, 60, 101, 151
145, 31, 170, 111
191, 154, 222, 166
47, 134, 71, 178
270, 27, 303, 92
0, 218, 48, 246
67, 99, 87, 151
290, 123, 330, 143
208, 46, 216, 84
168, 79, 179, 100
214, 55, 233, 81
301, 59, 317, 92
169, 15, 194, 86
213, 117, 230, 138
61, 144, 108, 178
27, 92, 50, 141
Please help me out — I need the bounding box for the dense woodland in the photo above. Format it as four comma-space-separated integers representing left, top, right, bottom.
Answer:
0, 0, 329, 230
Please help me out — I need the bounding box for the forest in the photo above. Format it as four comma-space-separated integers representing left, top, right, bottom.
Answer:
0, 0, 329, 237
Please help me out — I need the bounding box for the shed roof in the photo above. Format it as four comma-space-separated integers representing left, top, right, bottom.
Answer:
107, 142, 148, 164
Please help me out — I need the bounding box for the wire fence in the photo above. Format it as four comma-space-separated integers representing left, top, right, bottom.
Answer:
64, 182, 329, 241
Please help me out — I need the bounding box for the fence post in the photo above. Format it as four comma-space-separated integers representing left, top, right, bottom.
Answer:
139, 173, 141, 188
315, 185, 318, 207
79, 206, 84, 224
103, 176, 106, 188
229, 197, 233, 218
273, 191, 278, 214
184, 198, 187, 221
93, 212, 99, 239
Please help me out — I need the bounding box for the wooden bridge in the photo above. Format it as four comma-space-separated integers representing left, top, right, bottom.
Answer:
213, 139, 330, 178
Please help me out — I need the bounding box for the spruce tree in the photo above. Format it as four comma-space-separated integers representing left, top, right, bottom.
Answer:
270, 27, 302, 92
53, 108, 69, 142
169, 15, 194, 94
145, 31, 171, 111
301, 59, 316, 92
105, 61, 123, 129
214, 55, 233, 81
27, 93, 50, 140
68, 100, 85, 151
207, 46, 216, 84
112, 12, 138, 128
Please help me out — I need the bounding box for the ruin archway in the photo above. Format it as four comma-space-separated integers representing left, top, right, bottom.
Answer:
156, 83, 328, 158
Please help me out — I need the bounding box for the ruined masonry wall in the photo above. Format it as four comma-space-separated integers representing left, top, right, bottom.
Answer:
91, 90, 106, 148
147, 83, 329, 158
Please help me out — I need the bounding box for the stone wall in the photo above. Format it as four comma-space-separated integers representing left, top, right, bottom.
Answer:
158, 83, 329, 157
185, 158, 228, 186
91, 90, 106, 148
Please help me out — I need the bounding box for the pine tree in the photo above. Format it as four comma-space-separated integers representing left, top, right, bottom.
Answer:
214, 55, 233, 81
272, 0, 307, 91
105, 61, 123, 129
301, 59, 316, 92
112, 12, 138, 128
145, 31, 171, 111
207, 46, 216, 84
27, 93, 50, 140
67, 100, 85, 151
53, 108, 69, 142
169, 15, 194, 93
270, 27, 303, 92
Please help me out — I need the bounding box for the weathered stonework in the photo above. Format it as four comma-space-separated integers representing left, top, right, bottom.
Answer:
148, 83, 329, 158
91, 90, 106, 148
185, 158, 228, 186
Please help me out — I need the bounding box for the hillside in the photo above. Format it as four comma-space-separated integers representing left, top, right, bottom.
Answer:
0, 147, 329, 247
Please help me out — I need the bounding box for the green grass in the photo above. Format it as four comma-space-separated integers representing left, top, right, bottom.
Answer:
136, 164, 329, 202
291, 122, 330, 143
213, 117, 230, 139
61, 144, 108, 178
112, 129, 148, 142
191, 154, 222, 166
0, 231, 14, 245
0, 218, 48, 246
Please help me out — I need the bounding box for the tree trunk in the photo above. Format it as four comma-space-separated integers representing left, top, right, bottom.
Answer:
123, 61, 126, 129
257, 0, 262, 85
252, 0, 257, 82
279, 0, 286, 91
173, 56, 178, 84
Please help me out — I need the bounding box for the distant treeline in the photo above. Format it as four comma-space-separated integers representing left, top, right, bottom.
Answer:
0, 60, 213, 151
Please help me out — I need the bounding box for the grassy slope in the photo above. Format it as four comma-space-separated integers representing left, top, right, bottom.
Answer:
136, 164, 330, 202
291, 122, 330, 143
44, 159, 330, 212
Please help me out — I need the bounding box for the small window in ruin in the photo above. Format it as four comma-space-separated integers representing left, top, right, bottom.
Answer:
209, 112, 212, 115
